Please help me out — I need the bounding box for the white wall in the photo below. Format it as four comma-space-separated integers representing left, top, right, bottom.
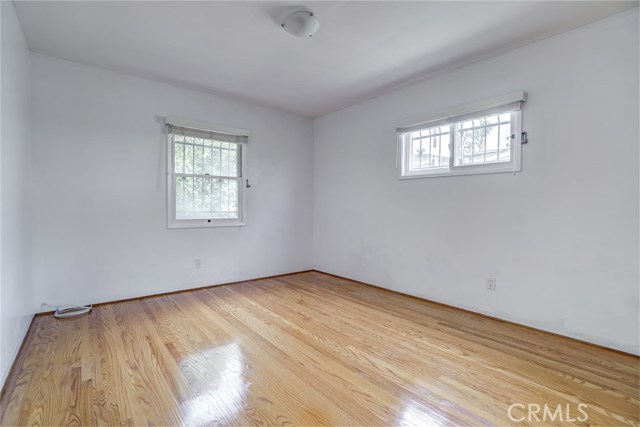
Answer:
313, 10, 639, 354
30, 54, 314, 309
0, 1, 33, 384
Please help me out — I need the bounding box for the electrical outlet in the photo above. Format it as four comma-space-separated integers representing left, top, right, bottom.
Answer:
195, 259, 201, 269
486, 277, 496, 291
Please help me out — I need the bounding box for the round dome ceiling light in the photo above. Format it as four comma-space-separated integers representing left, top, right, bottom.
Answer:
281, 11, 320, 38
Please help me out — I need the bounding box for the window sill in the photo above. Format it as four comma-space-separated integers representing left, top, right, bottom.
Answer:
167, 221, 246, 229
400, 166, 519, 180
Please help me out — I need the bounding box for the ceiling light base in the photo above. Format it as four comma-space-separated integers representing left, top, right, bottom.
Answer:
281, 11, 320, 38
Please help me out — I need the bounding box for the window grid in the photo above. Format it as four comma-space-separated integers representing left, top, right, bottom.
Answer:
454, 112, 512, 166
409, 126, 450, 171
173, 135, 241, 220
173, 136, 239, 177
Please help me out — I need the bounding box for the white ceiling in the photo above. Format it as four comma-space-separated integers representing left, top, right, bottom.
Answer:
15, 1, 637, 117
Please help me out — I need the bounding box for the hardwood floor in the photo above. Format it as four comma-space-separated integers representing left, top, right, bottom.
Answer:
1, 271, 638, 426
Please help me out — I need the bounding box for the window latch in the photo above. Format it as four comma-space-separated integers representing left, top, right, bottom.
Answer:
509, 132, 528, 144
246, 179, 251, 188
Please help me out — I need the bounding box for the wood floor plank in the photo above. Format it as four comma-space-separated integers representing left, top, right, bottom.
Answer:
1, 271, 638, 426
171, 291, 363, 426
250, 280, 607, 424
288, 275, 639, 390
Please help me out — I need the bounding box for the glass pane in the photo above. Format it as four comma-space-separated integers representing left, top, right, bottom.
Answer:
175, 136, 240, 177
456, 129, 474, 165
229, 147, 238, 176
176, 176, 239, 220
203, 146, 213, 175
221, 178, 229, 213
212, 178, 221, 215
174, 143, 184, 173
194, 145, 204, 175
485, 125, 499, 162
486, 115, 498, 125
176, 176, 184, 213
407, 125, 450, 172
455, 112, 512, 166
221, 143, 229, 176
410, 136, 424, 170
184, 144, 193, 174
498, 124, 511, 161
197, 177, 205, 213
437, 133, 450, 167
229, 180, 238, 214
179, 176, 194, 217
213, 144, 221, 176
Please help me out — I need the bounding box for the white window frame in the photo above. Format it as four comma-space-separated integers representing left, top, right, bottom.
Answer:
396, 91, 526, 179
165, 117, 249, 229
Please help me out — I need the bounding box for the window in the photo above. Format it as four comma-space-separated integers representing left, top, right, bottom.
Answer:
166, 118, 249, 228
397, 91, 526, 178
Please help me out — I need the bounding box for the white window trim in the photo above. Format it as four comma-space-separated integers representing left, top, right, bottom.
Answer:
165, 117, 250, 229
396, 92, 526, 179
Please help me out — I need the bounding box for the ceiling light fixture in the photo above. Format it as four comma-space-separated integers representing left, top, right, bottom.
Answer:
281, 11, 320, 38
